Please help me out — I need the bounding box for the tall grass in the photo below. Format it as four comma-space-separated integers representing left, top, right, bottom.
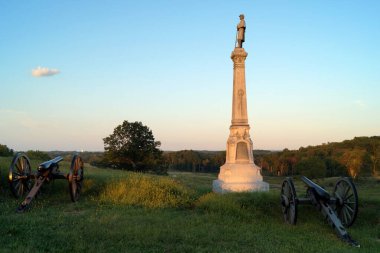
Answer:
98, 173, 195, 208
196, 191, 280, 219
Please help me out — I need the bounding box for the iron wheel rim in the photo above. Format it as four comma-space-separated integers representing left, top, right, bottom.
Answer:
9, 153, 32, 198
333, 177, 358, 227
281, 177, 298, 225
69, 155, 84, 202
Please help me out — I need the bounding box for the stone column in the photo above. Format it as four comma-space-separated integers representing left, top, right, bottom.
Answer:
231, 48, 249, 126
212, 47, 269, 193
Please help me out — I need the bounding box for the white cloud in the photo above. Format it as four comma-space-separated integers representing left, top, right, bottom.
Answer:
31, 66, 60, 77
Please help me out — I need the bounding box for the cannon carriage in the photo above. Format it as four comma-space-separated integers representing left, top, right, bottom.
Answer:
8, 152, 84, 212
280, 176, 359, 247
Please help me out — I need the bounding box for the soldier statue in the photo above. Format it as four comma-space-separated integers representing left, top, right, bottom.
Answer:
236, 14, 246, 48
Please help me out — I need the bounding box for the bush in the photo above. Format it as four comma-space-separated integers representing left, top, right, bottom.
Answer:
99, 173, 194, 208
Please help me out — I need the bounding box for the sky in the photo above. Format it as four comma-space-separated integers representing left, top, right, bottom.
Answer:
0, 0, 379, 152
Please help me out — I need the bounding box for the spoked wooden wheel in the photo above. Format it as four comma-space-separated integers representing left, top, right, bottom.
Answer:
68, 155, 84, 202
8, 153, 33, 198
281, 177, 298, 225
333, 178, 358, 227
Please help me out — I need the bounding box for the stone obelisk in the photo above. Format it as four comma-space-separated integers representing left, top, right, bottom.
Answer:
213, 14, 269, 193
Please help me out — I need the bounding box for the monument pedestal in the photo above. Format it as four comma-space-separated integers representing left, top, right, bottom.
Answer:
213, 46, 269, 193
213, 163, 269, 193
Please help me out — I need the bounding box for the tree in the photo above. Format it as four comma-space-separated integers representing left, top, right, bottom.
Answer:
0, 144, 14, 157
103, 121, 164, 173
366, 137, 380, 177
26, 150, 50, 161
294, 156, 326, 179
339, 149, 365, 179
325, 158, 346, 177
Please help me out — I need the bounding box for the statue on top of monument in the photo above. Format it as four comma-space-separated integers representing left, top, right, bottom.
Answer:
236, 14, 246, 48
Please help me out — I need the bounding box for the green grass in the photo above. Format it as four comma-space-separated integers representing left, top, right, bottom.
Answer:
98, 174, 194, 208
0, 156, 379, 252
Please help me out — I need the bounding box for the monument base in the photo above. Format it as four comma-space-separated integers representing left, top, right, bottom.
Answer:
212, 163, 269, 193
212, 180, 269, 193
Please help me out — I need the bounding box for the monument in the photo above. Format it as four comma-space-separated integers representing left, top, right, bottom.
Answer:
213, 14, 269, 193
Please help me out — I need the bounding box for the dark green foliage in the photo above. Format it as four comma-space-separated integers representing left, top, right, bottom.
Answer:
163, 150, 226, 173
325, 158, 346, 177
258, 136, 380, 179
295, 157, 326, 178
0, 143, 14, 157
103, 121, 164, 174
361, 152, 373, 176
26, 150, 51, 161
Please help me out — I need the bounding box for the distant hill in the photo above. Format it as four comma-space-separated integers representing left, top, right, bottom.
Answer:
255, 136, 380, 178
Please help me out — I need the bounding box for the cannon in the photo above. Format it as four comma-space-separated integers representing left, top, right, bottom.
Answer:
8, 153, 84, 212
280, 176, 359, 247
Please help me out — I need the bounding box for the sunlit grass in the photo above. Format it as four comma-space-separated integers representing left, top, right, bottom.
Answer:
99, 173, 194, 208
0, 156, 379, 252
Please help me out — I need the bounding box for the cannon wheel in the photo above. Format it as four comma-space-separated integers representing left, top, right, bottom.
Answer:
8, 153, 33, 198
68, 155, 84, 202
333, 178, 358, 227
281, 177, 298, 225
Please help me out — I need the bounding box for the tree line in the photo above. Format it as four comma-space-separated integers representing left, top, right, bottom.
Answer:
1, 124, 379, 179
255, 136, 380, 179
143, 136, 380, 179
0, 145, 51, 161
162, 150, 226, 173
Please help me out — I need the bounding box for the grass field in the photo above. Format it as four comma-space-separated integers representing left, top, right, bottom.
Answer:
0, 156, 379, 252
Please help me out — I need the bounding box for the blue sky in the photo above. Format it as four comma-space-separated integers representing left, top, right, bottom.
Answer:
0, 1, 379, 151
